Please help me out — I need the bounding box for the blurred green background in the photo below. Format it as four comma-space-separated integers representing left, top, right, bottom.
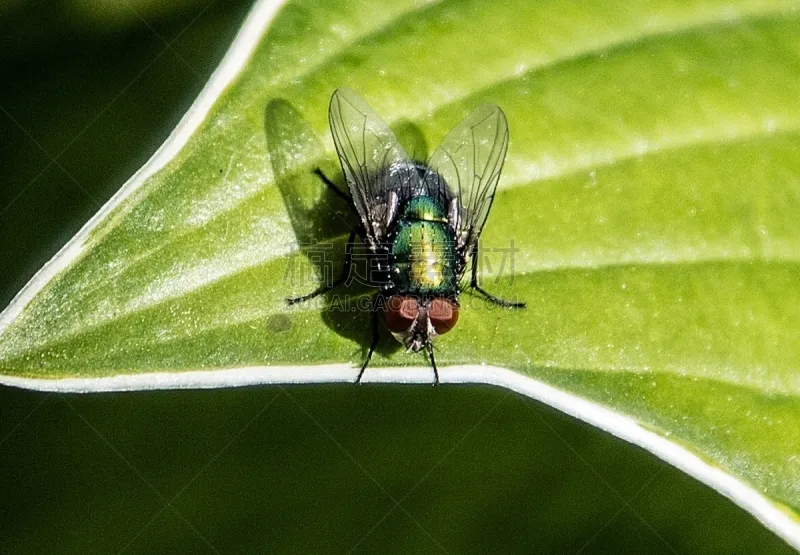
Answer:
0, 2, 795, 553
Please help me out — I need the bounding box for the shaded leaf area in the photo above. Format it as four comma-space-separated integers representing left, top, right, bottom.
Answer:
0, 385, 795, 554
2, 0, 800, 534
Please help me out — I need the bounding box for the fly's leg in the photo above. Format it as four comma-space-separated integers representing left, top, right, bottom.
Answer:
469, 243, 526, 309
356, 293, 383, 384
286, 229, 357, 305
427, 343, 439, 386
313, 168, 357, 213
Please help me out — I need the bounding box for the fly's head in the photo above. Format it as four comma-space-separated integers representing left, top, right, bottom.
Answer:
382, 295, 459, 352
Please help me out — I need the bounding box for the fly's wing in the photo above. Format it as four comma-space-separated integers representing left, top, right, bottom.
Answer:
425, 104, 509, 260
328, 88, 414, 244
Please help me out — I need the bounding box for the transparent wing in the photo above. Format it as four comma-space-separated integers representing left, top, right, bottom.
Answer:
328, 88, 414, 243
425, 104, 509, 257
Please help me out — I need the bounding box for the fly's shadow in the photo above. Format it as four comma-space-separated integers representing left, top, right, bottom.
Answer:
265, 100, 427, 358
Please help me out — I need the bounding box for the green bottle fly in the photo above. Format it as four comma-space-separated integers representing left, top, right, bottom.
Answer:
287, 88, 525, 384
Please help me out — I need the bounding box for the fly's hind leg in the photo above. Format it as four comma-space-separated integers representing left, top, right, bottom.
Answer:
469, 243, 526, 309
286, 229, 357, 305
356, 293, 383, 384
313, 168, 357, 213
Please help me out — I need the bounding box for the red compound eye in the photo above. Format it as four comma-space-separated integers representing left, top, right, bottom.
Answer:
428, 298, 459, 335
383, 295, 419, 333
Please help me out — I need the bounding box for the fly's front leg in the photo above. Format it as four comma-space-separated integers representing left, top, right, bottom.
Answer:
469, 242, 526, 309
286, 229, 357, 305
356, 293, 383, 384
427, 343, 439, 386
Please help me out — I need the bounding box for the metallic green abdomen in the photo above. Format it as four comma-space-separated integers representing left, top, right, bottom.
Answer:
391, 196, 457, 295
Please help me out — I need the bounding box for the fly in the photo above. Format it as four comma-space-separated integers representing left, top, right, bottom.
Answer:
287, 88, 525, 384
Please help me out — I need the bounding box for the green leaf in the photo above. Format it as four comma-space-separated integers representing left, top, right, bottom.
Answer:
1, 0, 799, 547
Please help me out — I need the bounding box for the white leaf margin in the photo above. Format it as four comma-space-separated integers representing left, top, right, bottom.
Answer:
0, 0, 798, 549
